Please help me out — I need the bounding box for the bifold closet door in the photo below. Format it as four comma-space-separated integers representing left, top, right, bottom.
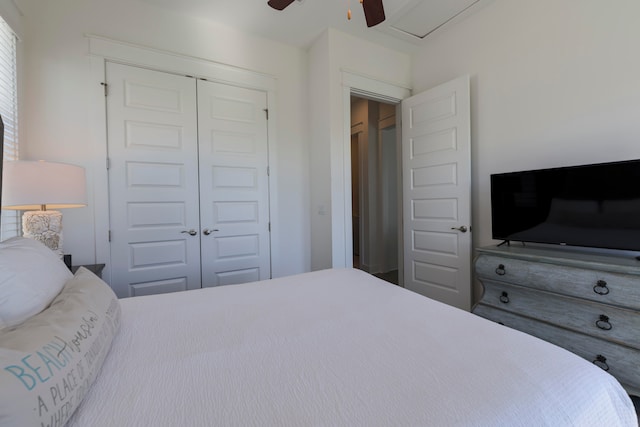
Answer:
106, 63, 272, 297
197, 80, 271, 286
106, 62, 202, 298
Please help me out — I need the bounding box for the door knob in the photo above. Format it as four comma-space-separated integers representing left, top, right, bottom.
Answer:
181, 229, 197, 236
451, 226, 468, 233
203, 228, 219, 236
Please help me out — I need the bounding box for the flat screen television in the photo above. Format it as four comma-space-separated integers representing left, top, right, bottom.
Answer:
491, 159, 640, 251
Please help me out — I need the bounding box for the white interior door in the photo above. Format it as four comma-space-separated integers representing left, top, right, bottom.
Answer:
106, 62, 201, 298
197, 80, 271, 286
402, 75, 472, 310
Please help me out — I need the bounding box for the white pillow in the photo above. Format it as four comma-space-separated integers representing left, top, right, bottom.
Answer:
0, 267, 121, 426
0, 237, 73, 330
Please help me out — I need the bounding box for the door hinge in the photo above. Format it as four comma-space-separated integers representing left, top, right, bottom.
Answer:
267, 166, 270, 176
268, 222, 271, 232
108, 230, 112, 242
106, 157, 110, 170
100, 82, 108, 96
264, 108, 269, 120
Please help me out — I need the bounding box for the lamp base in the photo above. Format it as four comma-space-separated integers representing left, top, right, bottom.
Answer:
22, 210, 64, 256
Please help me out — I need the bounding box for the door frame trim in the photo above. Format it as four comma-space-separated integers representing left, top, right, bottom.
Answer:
338, 70, 411, 269
87, 35, 278, 286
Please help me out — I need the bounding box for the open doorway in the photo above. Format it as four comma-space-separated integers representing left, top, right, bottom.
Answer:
350, 96, 401, 286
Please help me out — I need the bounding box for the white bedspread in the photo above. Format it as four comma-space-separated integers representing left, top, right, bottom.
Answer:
68, 268, 637, 426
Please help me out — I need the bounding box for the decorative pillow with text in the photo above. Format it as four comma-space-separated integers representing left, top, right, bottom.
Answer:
0, 267, 121, 427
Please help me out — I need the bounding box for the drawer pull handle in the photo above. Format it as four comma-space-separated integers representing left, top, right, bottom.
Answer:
593, 280, 610, 295
499, 291, 510, 304
592, 354, 610, 371
595, 315, 612, 330
495, 264, 506, 276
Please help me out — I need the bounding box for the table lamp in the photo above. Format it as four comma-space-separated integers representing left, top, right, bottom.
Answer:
1, 160, 87, 256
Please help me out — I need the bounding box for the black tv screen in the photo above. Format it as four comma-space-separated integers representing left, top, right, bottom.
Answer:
491, 159, 640, 251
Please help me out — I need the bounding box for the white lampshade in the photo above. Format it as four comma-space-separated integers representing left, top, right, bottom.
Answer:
2, 160, 87, 210
2, 160, 87, 256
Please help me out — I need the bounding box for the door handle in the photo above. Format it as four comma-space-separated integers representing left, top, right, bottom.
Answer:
203, 228, 219, 236
181, 229, 197, 236
451, 226, 468, 233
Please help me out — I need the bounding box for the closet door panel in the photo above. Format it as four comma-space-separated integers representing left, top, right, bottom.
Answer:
106, 63, 201, 297
197, 80, 271, 287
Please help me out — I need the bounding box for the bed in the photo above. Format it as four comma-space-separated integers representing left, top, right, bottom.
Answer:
0, 237, 637, 426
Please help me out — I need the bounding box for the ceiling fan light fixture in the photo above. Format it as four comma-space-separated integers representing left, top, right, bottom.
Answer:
362, 0, 386, 27
267, 0, 295, 11
268, 0, 385, 28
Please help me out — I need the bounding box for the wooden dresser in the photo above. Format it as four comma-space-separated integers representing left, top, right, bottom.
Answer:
473, 245, 640, 396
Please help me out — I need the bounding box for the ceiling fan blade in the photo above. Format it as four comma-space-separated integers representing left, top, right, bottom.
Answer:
362, 0, 386, 27
267, 0, 296, 11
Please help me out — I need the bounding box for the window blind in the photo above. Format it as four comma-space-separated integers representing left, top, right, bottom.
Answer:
0, 15, 19, 241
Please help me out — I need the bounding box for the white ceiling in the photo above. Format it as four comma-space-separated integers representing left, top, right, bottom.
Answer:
137, 0, 492, 52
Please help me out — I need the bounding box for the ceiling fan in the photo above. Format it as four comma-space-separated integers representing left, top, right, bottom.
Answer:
267, 0, 386, 28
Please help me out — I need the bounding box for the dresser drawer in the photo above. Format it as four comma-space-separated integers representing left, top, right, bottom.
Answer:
480, 280, 640, 349
475, 254, 640, 310
473, 305, 640, 392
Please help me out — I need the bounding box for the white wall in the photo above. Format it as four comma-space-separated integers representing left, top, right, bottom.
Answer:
307, 31, 333, 271
19, 0, 633, 283
308, 28, 411, 270
15, 0, 310, 277
0, 0, 23, 39
411, 0, 640, 251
